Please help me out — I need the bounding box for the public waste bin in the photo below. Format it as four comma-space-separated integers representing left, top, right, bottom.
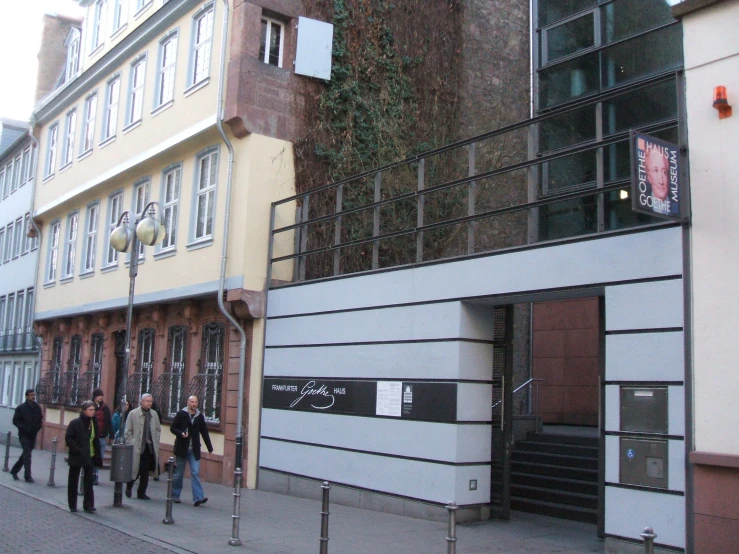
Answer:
109, 443, 134, 483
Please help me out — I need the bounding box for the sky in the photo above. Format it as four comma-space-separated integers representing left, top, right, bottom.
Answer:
0, 0, 86, 122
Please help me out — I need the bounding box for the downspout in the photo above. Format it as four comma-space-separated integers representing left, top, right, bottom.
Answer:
212, 0, 246, 546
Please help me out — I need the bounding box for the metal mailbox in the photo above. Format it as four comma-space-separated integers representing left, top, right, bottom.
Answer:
620, 386, 668, 434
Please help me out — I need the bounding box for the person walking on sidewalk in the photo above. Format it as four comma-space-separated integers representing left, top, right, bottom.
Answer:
65, 401, 102, 513
170, 395, 213, 506
91, 388, 113, 485
10, 389, 43, 483
124, 393, 161, 500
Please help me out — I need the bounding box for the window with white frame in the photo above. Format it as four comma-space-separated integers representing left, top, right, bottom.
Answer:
26, 145, 35, 182
45, 123, 59, 177
13, 290, 24, 350
81, 93, 97, 154
21, 148, 31, 186
90, 0, 105, 52
193, 149, 217, 241
161, 165, 180, 250
4, 223, 12, 263
156, 32, 178, 107
128, 57, 146, 125
259, 17, 284, 67
190, 5, 214, 86
21, 214, 30, 254
63, 212, 79, 278
12, 217, 22, 258
105, 192, 123, 266
3, 160, 12, 198
62, 109, 77, 166
103, 76, 120, 141
0, 228, 4, 264
82, 203, 99, 273
0, 167, 5, 198
110, 0, 127, 34
23, 289, 33, 350
0, 297, 5, 348
11, 154, 21, 193
66, 28, 80, 81
5, 294, 14, 349
1, 362, 10, 405
132, 179, 150, 259
46, 221, 61, 283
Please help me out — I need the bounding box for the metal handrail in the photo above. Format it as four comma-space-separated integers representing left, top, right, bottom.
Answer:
492, 377, 543, 409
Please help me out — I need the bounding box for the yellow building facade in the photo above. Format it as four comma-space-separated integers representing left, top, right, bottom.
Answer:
30, 0, 302, 488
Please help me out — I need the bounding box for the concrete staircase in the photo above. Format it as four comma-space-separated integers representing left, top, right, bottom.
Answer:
510, 432, 599, 523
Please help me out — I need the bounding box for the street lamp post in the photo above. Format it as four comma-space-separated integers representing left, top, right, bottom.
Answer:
110, 202, 166, 507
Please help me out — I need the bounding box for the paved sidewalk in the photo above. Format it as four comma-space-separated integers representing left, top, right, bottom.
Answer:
1, 444, 604, 553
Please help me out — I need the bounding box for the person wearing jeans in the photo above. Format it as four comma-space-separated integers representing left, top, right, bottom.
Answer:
170, 395, 213, 506
91, 388, 113, 485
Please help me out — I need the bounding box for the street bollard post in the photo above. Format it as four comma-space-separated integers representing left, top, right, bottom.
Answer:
79, 467, 85, 496
446, 501, 458, 554
163, 456, 175, 524
641, 527, 657, 554
319, 481, 330, 554
3, 431, 11, 472
47, 438, 58, 487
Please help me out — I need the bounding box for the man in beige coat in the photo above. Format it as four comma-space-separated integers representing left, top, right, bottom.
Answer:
124, 393, 161, 500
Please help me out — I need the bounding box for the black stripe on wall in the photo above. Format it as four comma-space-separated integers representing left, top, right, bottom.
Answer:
261, 436, 491, 467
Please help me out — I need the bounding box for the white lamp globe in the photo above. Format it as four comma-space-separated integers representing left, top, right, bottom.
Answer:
109, 225, 133, 253
136, 215, 166, 246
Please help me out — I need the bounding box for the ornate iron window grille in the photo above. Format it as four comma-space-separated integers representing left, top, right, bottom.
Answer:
152, 325, 187, 419
184, 322, 224, 424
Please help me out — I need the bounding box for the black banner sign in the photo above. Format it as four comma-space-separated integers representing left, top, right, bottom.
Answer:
263, 377, 457, 422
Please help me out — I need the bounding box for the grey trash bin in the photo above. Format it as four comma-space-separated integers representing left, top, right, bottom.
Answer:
109, 443, 134, 483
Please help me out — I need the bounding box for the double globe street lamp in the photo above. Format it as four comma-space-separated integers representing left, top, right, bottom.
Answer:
109, 201, 166, 507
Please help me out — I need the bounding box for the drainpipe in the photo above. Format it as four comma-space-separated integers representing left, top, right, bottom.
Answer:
212, 0, 247, 546
26, 120, 46, 431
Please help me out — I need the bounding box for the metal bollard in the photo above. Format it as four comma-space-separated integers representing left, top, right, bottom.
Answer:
446, 501, 458, 554
229, 466, 243, 546
319, 481, 330, 554
79, 467, 85, 496
641, 527, 657, 554
2, 431, 11, 472
162, 456, 175, 525
47, 439, 58, 487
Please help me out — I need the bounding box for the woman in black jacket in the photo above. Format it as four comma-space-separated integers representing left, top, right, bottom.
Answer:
65, 401, 103, 513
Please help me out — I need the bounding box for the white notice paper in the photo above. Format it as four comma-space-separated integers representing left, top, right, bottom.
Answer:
376, 381, 402, 417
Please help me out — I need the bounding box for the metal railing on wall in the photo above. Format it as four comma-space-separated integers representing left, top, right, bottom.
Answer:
269, 72, 682, 286
0, 332, 40, 353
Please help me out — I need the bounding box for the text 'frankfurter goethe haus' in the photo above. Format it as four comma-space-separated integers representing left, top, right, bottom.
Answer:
263, 378, 457, 422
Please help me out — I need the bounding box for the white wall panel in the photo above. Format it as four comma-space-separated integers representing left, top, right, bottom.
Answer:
457, 383, 493, 421
264, 340, 493, 381
260, 439, 491, 505
668, 385, 684, 437
266, 302, 484, 347
261, 409, 491, 463
268, 227, 682, 317
605, 487, 685, 548
605, 435, 619, 483
606, 332, 684, 382
605, 386, 620, 432
605, 280, 684, 331
669, 439, 685, 492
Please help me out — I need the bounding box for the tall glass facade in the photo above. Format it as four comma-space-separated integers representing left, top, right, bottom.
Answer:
535, 0, 683, 239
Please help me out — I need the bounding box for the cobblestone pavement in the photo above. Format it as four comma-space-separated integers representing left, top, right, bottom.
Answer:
0, 485, 182, 554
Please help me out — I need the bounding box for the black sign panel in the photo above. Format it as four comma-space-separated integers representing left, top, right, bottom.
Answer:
263, 377, 457, 422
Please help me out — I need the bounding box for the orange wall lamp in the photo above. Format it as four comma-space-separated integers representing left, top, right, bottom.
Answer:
713, 86, 733, 119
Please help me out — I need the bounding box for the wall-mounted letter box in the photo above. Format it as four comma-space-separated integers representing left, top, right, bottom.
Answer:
619, 437, 668, 489
620, 386, 668, 433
